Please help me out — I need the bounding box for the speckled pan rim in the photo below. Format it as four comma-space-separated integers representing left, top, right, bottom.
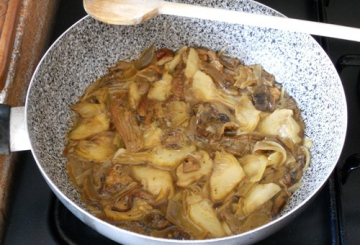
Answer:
24, 0, 347, 243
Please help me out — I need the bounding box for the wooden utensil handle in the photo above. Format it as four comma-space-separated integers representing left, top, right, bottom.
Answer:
0, 0, 21, 92
159, 1, 360, 42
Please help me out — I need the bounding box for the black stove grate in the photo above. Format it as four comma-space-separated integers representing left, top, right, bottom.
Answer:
334, 55, 360, 245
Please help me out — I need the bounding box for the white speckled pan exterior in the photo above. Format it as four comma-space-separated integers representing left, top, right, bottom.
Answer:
25, 0, 347, 244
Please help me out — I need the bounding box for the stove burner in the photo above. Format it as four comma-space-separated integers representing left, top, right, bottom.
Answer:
53, 199, 118, 245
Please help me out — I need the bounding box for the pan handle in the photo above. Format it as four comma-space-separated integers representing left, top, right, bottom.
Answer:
0, 104, 11, 154
0, 105, 30, 154
340, 154, 360, 184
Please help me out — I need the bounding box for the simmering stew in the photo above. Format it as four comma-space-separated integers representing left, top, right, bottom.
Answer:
64, 45, 311, 239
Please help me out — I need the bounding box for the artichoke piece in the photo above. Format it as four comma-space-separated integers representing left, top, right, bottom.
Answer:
75, 132, 118, 162
69, 113, 110, 140
164, 46, 188, 73
110, 60, 138, 80
184, 48, 200, 79
192, 70, 238, 108
156, 48, 175, 66
258, 109, 301, 144
113, 145, 196, 170
112, 149, 150, 165
103, 164, 134, 192
210, 151, 246, 202
83, 175, 102, 201
186, 195, 226, 238
299, 145, 311, 171
200, 61, 232, 90
150, 145, 196, 170
207, 50, 223, 71
143, 123, 163, 149
167, 100, 190, 127
147, 73, 173, 101
128, 82, 141, 110
241, 212, 271, 233
252, 140, 287, 167
135, 44, 156, 70
131, 165, 175, 202
166, 191, 206, 238
66, 159, 91, 188
233, 65, 257, 89
136, 65, 162, 82
242, 183, 281, 216
239, 154, 268, 182
104, 198, 153, 221
176, 151, 213, 187
235, 94, 261, 132
70, 102, 104, 118
110, 99, 143, 152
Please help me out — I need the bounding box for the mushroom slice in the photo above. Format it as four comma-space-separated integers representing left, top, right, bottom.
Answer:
210, 151, 246, 202
147, 73, 173, 101
239, 154, 268, 182
131, 165, 174, 202
176, 151, 213, 187
235, 94, 261, 132
257, 109, 301, 144
219, 54, 240, 71
252, 140, 287, 167
69, 113, 110, 140
111, 99, 143, 152
186, 195, 226, 238
242, 183, 281, 216
104, 198, 153, 221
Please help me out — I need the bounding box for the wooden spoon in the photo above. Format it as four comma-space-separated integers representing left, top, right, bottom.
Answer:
83, 0, 360, 42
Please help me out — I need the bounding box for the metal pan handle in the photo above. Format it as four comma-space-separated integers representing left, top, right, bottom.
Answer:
0, 105, 30, 154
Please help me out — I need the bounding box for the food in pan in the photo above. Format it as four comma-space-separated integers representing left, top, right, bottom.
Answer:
64, 45, 312, 239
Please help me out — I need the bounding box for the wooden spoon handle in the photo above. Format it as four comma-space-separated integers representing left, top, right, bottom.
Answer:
159, 1, 360, 42
83, 0, 360, 42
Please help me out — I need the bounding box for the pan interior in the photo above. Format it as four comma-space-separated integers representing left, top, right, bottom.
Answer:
26, 0, 346, 238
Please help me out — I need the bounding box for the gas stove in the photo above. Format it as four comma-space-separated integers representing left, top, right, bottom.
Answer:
2, 0, 360, 244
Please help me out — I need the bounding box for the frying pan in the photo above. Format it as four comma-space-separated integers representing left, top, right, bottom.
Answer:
0, 0, 347, 244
